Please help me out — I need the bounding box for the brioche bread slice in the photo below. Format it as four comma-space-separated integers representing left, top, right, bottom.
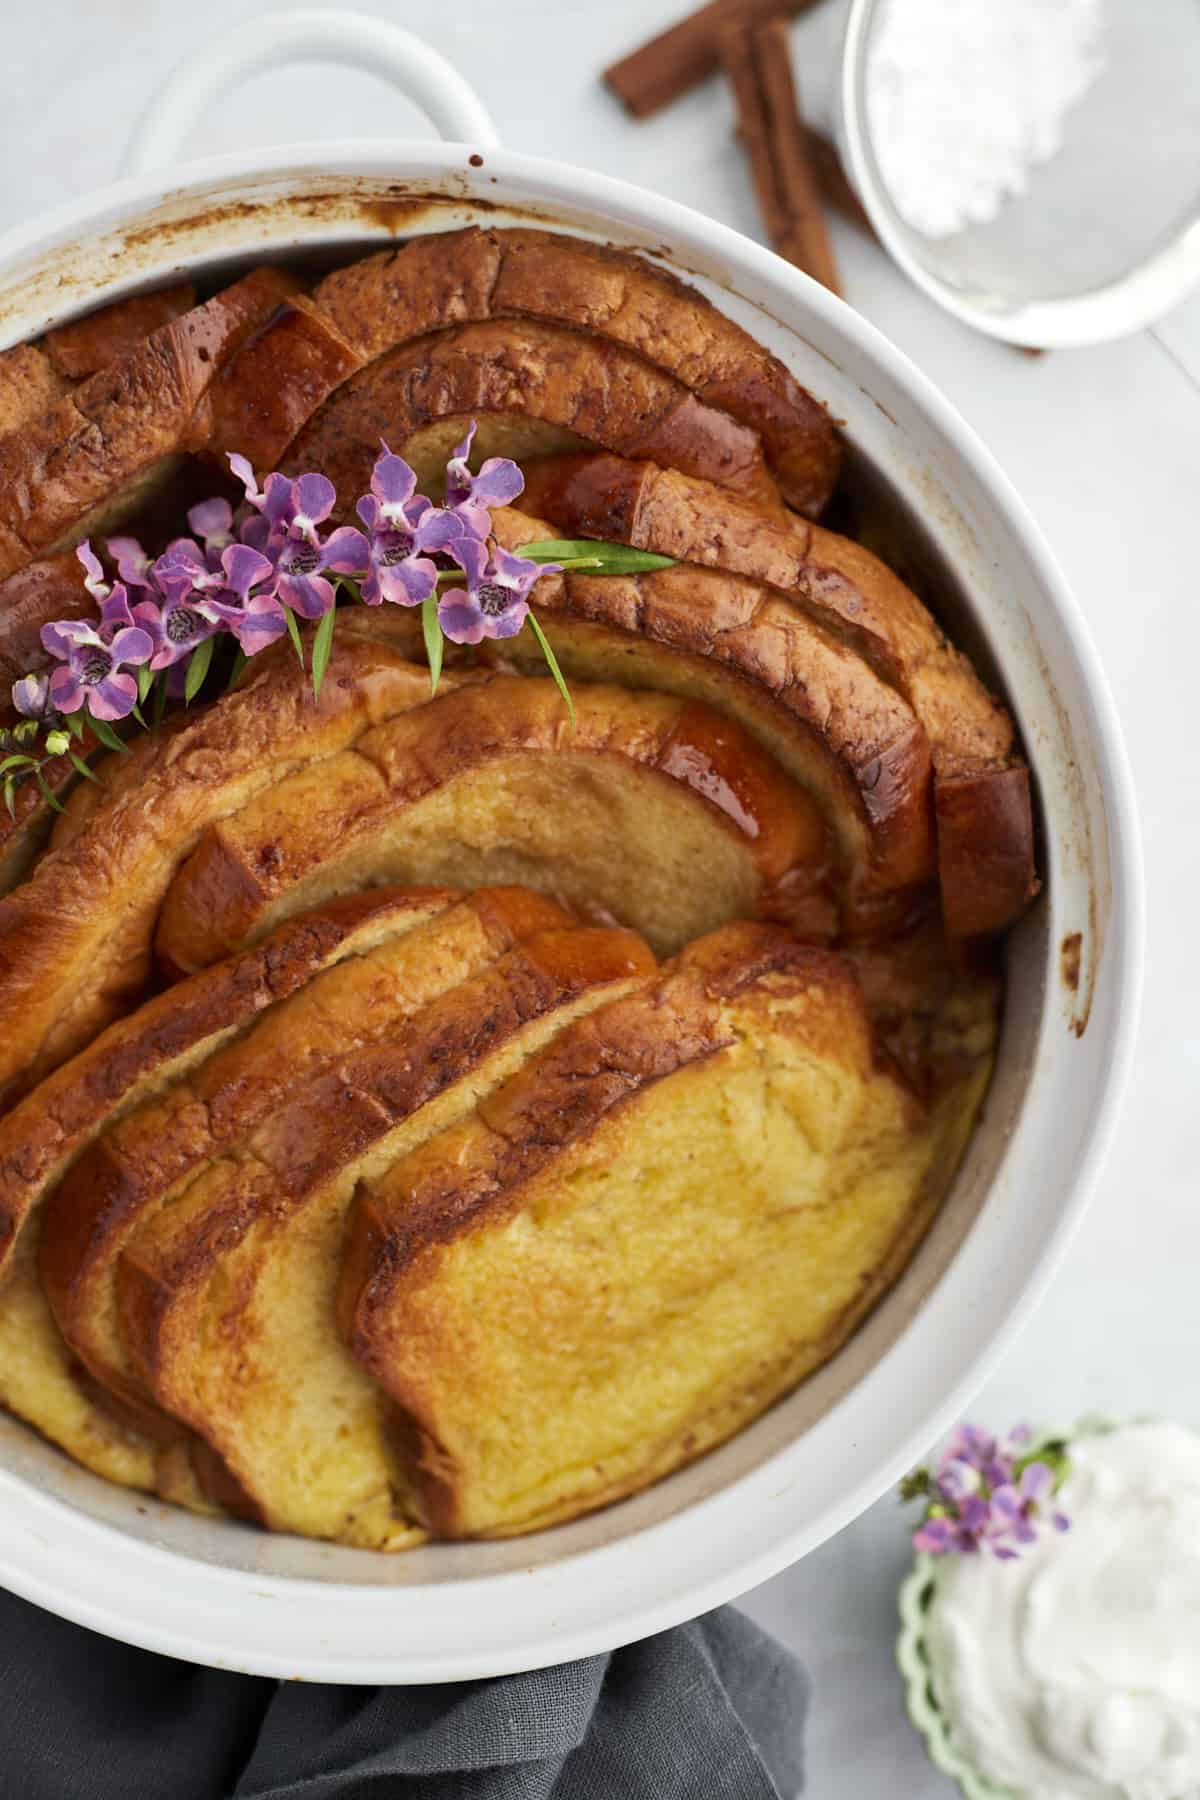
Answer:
282, 318, 778, 514
116, 921, 654, 1545
205, 292, 363, 474
0, 636, 454, 1106
0, 267, 298, 581
487, 506, 935, 931
0, 286, 196, 440
339, 922, 993, 1538
41, 886, 566, 1438
0, 891, 454, 1497
155, 675, 826, 975
313, 226, 839, 515
520, 453, 1036, 936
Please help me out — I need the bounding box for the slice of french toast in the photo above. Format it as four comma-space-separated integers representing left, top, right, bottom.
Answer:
487, 506, 935, 933
282, 318, 778, 513
0, 890, 456, 1497
312, 225, 839, 514
154, 674, 827, 974
41, 887, 565, 1436
0, 637, 459, 1106
116, 921, 654, 1546
0, 267, 298, 581
520, 453, 1036, 936
339, 921, 995, 1538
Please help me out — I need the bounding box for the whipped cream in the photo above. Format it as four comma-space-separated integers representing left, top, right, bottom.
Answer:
926, 1422, 1200, 1800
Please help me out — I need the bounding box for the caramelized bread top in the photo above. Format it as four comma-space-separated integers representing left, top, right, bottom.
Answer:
153, 673, 828, 972
283, 318, 778, 514
0, 267, 298, 581
519, 453, 1037, 935
0, 637, 445, 1105
314, 225, 840, 515
0, 887, 460, 1275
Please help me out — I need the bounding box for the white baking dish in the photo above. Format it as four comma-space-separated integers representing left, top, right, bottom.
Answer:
0, 10, 1142, 1684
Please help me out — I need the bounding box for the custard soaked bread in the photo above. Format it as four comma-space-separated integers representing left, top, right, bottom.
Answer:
313, 226, 840, 514
0, 267, 298, 581
40, 887, 562, 1437
520, 453, 1036, 936
0, 634, 456, 1107
0, 889, 457, 1497
154, 675, 827, 974
283, 319, 779, 513
340, 922, 995, 1538
487, 506, 935, 933
116, 920, 652, 1545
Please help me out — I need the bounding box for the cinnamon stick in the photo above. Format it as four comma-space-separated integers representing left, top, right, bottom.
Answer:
604, 0, 825, 120
720, 18, 841, 294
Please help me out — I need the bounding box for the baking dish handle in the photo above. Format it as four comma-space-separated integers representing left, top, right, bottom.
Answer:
122, 7, 500, 176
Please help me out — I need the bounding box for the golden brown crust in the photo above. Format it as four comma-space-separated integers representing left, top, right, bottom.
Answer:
41, 887, 568, 1425
0, 267, 299, 581
115, 922, 653, 1542
341, 918, 997, 1539
41, 285, 198, 384
519, 453, 1036, 934
0, 343, 69, 439
314, 225, 839, 514
205, 294, 363, 475
154, 674, 826, 973
0, 637, 444, 1107
0, 887, 455, 1276
283, 318, 777, 512
489, 506, 934, 924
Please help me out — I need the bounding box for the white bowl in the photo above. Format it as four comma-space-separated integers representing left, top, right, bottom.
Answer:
0, 10, 1142, 1684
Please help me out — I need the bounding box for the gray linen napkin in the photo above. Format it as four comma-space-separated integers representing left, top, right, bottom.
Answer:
0, 1588, 807, 1798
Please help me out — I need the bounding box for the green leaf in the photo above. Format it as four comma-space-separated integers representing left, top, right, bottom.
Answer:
311, 607, 336, 702
69, 751, 99, 783
284, 608, 306, 670
151, 672, 169, 725
13, 720, 37, 745
527, 613, 575, 730
43, 730, 70, 758
84, 708, 130, 755
0, 753, 34, 776
421, 595, 444, 697
184, 635, 215, 705
225, 648, 248, 694
516, 538, 676, 575
35, 769, 64, 813
65, 712, 85, 741
3, 779, 14, 822
136, 664, 154, 704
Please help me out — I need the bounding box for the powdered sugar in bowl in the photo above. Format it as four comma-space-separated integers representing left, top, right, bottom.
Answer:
840, 0, 1200, 347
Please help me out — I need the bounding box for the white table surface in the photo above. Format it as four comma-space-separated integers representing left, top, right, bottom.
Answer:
3, 3, 1197, 1794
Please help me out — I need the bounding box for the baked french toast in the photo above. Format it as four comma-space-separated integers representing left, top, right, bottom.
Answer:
313, 226, 839, 514
0, 226, 1031, 1551
339, 922, 992, 1537
118, 919, 653, 1543
284, 318, 779, 511
154, 674, 827, 972
520, 452, 1036, 936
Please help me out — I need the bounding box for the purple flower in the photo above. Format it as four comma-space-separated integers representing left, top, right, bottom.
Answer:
437, 543, 556, 645
75, 539, 114, 602
11, 672, 52, 720
41, 584, 154, 721
907, 1422, 1071, 1563
202, 545, 287, 655
444, 421, 524, 535
355, 449, 478, 608
230, 457, 366, 620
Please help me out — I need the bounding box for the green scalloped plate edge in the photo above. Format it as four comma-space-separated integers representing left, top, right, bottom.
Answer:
894, 1417, 1124, 1800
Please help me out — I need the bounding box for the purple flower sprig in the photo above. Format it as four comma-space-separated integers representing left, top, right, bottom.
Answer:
7, 422, 680, 800
900, 1423, 1071, 1562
